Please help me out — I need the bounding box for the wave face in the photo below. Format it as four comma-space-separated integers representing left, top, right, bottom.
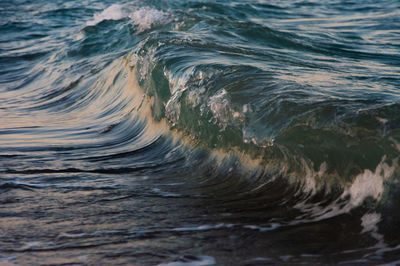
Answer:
1, 0, 400, 264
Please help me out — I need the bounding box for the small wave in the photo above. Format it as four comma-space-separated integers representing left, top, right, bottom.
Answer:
86, 4, 168, 32
0, 180, 120, 191
158, 255, 216, 266
0, 256, 16, 263
170, 223, 234, 232
151, 188, 182, 198
0, 181, 35, 191
86, 4, 126, 26
18, 241, 54, 252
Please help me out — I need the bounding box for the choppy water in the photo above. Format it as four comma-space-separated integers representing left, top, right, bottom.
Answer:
1, 0, 400, 264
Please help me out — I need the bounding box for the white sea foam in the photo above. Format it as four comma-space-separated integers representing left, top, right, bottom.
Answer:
360, 212, 387, 251
343, 157, 396, 208
164, 68, 195, 125
129, 8, 167, 32
86, 4, 126, 26
361, 213, 381, 234
86, 4, 168, 32
293, 157, 397, 223
345, 169, 384, 207
208, 89, 232, 130
243, 223, 281, 232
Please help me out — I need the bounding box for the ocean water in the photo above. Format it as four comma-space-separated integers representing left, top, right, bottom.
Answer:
1, 0, 400, 264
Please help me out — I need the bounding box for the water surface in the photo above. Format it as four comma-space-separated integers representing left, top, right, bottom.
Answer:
1, 0, 400, 264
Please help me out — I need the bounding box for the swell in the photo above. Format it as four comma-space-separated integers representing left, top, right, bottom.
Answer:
1, 0, 400, 242
33, 1, 400, 217
106, 1, 400, 220
110, 49, 399, 227
4, 42, 395, 228
133, 35, 400, 186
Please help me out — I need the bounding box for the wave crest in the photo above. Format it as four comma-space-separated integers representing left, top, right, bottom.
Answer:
87, 4, 168, 32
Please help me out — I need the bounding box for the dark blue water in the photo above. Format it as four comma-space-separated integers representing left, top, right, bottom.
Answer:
1, 0, 400, 264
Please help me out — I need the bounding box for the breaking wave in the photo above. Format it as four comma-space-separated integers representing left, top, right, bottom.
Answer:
1, 0, 400, 264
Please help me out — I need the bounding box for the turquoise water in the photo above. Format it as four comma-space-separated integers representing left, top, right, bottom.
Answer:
1, 0, 400, 264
